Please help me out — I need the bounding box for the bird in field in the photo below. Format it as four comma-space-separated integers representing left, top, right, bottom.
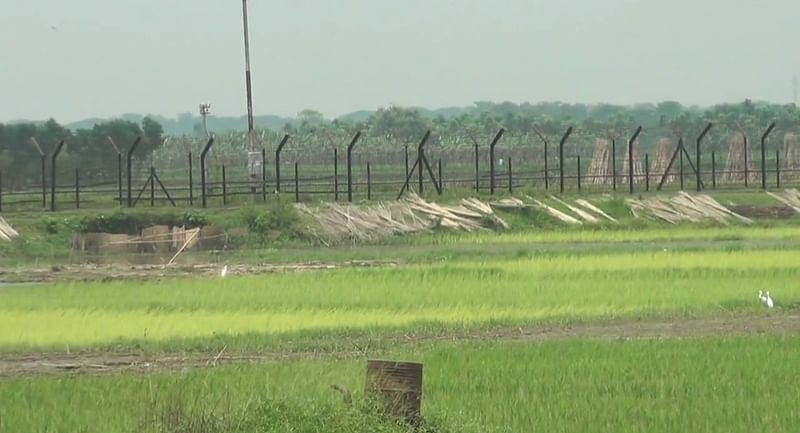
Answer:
220, 265, 228, 278
758, 290, 774, 308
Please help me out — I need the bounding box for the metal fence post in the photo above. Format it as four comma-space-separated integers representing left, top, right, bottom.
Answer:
679, 138, 685, 190
628, 126, 643, 194
577, 155, 582, 193
275, 134, 290, 193
200, 137, 214, 208
405, 145, 410, 182
743, 134, 749, 188
126, 137, 141, 207
776, 149, 781, 189
347, 131, 362, 202
489, 129, 505, 195
30, 138, 47, 209
150, 167, 155, 207
50, 140, 65, 212
438, 159, 443, 192
334, 147, 339, 201
107, 137, 123, 207
41, 155, 47, 209
474, 142, 480, 192
559, 127, 574, 194
611, 138, 617, 191
761, 122, 776, 190
188, 152, 194, 206
508, 157, 513, 194
644, 153, 650, 192
74, 168, 80, 209
222, 165, 227, 206
261, 147, 267, 202
696, 123, 713, 192
367, 162, 372, 200
711, 151, 716, 190
294, 162, 300, 203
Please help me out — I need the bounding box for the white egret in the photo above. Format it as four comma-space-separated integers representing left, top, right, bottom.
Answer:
765, 291, 774, 309
220, 265, 228, 278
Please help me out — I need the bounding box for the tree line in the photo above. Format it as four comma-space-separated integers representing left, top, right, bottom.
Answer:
0, 118, 164, 188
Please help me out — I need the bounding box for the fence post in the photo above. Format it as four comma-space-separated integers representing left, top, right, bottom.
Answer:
41, 155, 47, 209
474, 142, 479, 192
116, 153, 123, 207
628, 126, 643, 194
347, 131, 362, 202
126, 137, 141, 208
743, 134, 749, 188
0, 170, 3, 212
611, 138, 617, 191
31, 138, 47, 209
188, 152, 194, 206
200, 137, 214, 208
438, 159, 443, 192
761, 122, 776, 190
696, 123, 713, 192
50, 140, 65, 212
508, 157, 513, 194
261, 148, 267, 202
577, 155, 582, 193
75, 168, 80, 209
559, 127, 574, 194
711, 151, 716, 190
489, 129, 505, 195
367, 162, 372, 200
275, 134, 290, 193
405, 145, 410, 182
334, 147, 339, 201
776, 149, 781, 189
679, 138, 685, 190
222, 165, 227, 206
150, 167, 155, 207
294, 162, 300, 203
107, 137, 123, 207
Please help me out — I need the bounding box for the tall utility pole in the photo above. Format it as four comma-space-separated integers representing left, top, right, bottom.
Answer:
242, 0, 256, 151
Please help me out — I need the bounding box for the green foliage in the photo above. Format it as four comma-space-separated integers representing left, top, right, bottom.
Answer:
239, 201, 306, 242
78, 210, 209, 234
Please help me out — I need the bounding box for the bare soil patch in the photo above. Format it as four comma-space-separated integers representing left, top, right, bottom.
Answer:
0, 260, 397, 284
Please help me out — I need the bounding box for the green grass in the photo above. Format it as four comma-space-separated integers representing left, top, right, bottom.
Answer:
2, 247, 799, 352
3, 336, 799, 433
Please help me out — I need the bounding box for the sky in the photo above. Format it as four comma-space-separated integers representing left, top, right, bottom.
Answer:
2, 0, 799, 123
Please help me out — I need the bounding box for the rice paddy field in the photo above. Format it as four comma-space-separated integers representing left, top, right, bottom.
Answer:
2, 220, 800, 432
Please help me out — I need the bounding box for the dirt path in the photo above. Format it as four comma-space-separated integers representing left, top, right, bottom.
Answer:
0, 260, 398, 284
1, 312, 797, 378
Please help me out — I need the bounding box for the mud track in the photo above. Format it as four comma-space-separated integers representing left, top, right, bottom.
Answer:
1, 312, 798, 378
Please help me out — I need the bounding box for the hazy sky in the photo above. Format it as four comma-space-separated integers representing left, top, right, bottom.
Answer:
2, 0, 799, 123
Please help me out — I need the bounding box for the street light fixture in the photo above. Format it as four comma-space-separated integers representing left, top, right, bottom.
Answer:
199, 103, 211, 137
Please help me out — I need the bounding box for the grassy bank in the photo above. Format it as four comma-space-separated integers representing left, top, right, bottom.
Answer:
3, 336, 798, 433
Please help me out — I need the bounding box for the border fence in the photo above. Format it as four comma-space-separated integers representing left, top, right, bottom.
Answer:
0, 122, 796, 213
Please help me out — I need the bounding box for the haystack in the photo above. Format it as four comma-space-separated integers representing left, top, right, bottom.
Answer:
0, 216, 19, 242
723, 134, 757, 183
586, 138, 614, 185
783, 133, 800, 179
620, 140, 645, 184
651, 138, 676, 185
